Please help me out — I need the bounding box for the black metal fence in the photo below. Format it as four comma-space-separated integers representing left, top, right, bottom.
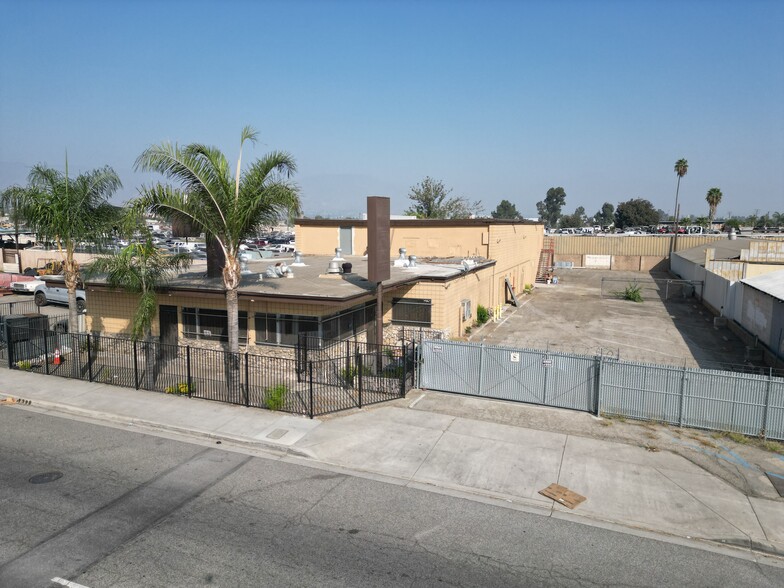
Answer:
2, 324, 416, 418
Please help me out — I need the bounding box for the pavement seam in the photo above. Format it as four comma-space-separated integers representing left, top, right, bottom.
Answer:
654, 466, 756, 542
747, 497, 772, 543
408, 415, 456, 482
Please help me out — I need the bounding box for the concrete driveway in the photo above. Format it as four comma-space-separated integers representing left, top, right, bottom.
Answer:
474, 269, 750, 369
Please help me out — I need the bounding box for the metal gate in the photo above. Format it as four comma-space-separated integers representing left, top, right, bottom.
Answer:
419, 339, 598, 413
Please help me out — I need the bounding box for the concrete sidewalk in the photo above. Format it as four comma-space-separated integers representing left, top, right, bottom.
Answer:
2, 369, 783, 560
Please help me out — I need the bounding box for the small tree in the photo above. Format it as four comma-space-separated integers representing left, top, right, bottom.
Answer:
536, 187, 566, 228
86, 236, 191, 390
559, 206, 586, 229
405, 177, 482, 219
23, 162, 122, 332
614, 198, 659, 229
490, 199, 522, 220
0, 186, 30, 273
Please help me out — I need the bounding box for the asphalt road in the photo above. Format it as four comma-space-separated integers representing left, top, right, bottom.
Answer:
1, 408, 782, 588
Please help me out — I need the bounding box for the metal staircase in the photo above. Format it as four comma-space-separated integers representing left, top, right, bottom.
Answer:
535, 236, 555, 283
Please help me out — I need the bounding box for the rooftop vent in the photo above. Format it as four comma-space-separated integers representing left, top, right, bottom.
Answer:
326, 260, 341, 274
291, 250, 306, 266
394, 247, 409, 267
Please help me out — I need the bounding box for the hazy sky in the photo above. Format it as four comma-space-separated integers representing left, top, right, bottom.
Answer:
1, 0, 782, 220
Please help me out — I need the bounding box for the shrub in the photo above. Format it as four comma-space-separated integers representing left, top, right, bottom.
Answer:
165, 381, 193, 395
264, 384, 288, 410
476, 305, 489, 325
615, 283, 643, 302
15, 360, 33, 371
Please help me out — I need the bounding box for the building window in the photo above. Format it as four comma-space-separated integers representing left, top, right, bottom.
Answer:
182, 308, 247, 344
461, 299, 472, 321
391, 298, 432, 327
254, 302, 375, 347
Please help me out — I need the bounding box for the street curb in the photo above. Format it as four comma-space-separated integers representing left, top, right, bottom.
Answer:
0, 394, 315, 460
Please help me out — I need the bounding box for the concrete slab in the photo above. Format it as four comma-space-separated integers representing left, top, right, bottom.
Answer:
250, 415, 321, 446
295, 407, 455, 478
557, 436, 757, 542
413, 423, 565, 506
749, 497, 784, 544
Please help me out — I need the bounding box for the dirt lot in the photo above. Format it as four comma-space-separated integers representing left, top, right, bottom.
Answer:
474, 268, 751, 370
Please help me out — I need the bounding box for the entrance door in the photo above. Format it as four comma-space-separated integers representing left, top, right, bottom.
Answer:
339, 226, 353, 255
159, 305, 178, 359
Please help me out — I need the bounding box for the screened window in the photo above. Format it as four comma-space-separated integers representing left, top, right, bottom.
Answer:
182, 308, 247, 344
391, 298, 432, 327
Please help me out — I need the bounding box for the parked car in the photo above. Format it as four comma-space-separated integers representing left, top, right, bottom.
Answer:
10, 279, 45, 294
34, 281, 87, 313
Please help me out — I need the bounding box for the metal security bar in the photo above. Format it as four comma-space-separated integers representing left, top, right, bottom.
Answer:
2, 327, 415, 419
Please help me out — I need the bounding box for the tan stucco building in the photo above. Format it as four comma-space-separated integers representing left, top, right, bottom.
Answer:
84, 218, 544, 348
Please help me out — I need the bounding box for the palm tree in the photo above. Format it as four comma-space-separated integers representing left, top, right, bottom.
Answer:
705, 187, 723, 226
672, 158, 688, 250
134, 126, 300, 395
86, 237, 191, 389
23, 162, 122, 332
0, 185, 30, 273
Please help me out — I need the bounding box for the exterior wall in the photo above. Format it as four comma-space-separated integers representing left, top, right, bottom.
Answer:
640, 256, 668, 272
295, 220, 544, 263
86, 288, 373, 344
487, 223, 542, 296
610, 256, 641, 271
740, 286, 775, 346
382, 265, 495, 336
553, 235, 725, 257
745, 264, 784, 278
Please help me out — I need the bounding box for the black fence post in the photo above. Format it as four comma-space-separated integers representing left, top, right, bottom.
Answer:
5, 322, 13, 369
308, 361, 314, 419
244, 352, 250, 407
133, 339, 139, 390
86, 334, 93, 382
358, 353, 363, 409
186, 345, 192, 398
43, 325, 50, 375
401, 341, 407, 398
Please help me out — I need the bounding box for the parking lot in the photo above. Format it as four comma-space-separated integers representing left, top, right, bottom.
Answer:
475, 269, 751, 370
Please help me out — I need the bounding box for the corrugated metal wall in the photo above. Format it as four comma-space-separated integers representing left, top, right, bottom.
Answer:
553, 235, 724, 256
419, 339, 784, 439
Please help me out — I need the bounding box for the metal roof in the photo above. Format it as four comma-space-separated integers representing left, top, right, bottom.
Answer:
740, 270, 784, 302
672, 237, 749, 264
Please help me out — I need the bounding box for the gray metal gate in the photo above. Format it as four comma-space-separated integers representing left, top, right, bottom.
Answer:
418, 339, 784, 440
419, 340, 597, 412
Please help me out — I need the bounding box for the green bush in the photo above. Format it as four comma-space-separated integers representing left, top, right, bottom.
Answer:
476, 304, 489, 325
15, 360, 33, 371
615, 283, 643, 302
264, 384, 288, 410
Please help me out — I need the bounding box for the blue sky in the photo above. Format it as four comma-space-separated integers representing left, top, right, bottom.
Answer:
1, 0, 782, 220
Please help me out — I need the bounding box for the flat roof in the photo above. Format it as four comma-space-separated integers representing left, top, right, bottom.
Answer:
84, 254, 496, 305
673, 238, 751, 265
740, 270, 784, 302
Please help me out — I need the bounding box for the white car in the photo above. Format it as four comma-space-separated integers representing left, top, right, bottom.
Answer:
34, 281, 87, 313
10, 279, 45, 294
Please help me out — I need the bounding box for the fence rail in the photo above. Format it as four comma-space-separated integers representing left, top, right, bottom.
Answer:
419, 339, 784, 440
2, 326, 415, 418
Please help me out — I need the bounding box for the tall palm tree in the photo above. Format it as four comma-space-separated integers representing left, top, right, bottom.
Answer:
706, 187, 723, 226
86, 237, 191, 389
0, 185, 30, 273
672, 158, 688, 250
134, 126, 300, 394
23, 162, 122, 332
